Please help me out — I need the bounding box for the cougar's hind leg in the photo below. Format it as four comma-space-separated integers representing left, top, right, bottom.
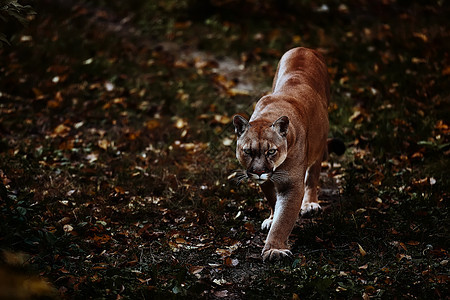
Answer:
301, 159, 322, 215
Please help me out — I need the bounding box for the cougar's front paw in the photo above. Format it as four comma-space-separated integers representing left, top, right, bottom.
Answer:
301, 202, 321, 215
261, 217, 273, 231
262, 242, 292, 261
262, 247, 292, 261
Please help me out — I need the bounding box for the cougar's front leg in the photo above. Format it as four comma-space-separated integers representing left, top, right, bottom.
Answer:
260, 181, 276, 231
262, 184, 304, 261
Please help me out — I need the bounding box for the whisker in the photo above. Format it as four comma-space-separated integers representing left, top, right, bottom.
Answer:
270, 170, 289, 184
274, 170, 289, 175
228, 169, 248, 185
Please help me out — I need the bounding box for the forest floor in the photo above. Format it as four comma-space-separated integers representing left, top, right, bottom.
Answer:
0, 0, 449, 299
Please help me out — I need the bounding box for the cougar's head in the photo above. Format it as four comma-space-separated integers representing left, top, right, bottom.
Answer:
233, 115, 289, 184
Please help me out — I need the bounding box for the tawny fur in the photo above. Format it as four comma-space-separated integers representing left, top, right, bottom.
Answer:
233, 47, 331, 261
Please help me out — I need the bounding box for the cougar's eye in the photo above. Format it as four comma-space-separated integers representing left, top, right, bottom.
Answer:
243, 148, 252, 155
267, 149, 277, 156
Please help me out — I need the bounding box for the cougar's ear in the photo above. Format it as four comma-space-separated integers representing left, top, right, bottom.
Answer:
272, 116, 289, 137
233, 114, 250, 137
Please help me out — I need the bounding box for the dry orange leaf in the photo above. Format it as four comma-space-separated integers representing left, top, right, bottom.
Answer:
53, 123, 70, 137
59, 139, 74, 150
413, 32, 428, 42
145, 119, 160, 130
406, 241, 420, 246
412, 177, 428, 186
114, 186, 125, 194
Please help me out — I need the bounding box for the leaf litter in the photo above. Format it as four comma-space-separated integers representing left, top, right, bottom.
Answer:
0, 0, 449, 299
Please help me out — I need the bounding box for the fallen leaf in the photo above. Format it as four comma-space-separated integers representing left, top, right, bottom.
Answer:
399, 242, 407, 251
137, 278, 151, 284
214, 290, 228, 298
406, 241, 420, 246
174, 118, 188, 129
412, 177, 428, 186
63, 224, 73, 232
348, 110, 363, 123
359, 264, 368, 269
59, 139, 74, 150
413, 32, 428, 42
114, 186, 125, 194
358, 243, 367, 256
53, 123, 71, 137
396, 253, 412, 261
222, 137, 233, 146
58, 217, 71, 225
224, 257, 239, 267
189, 266, 204, 274
212, 279, 228, 286
85, 153, 99, 163
145, 119, 160, 130
216, 248, 232, 257
98, 139, 109, 150
32, 87, 45, 99
175, 237, 186, 244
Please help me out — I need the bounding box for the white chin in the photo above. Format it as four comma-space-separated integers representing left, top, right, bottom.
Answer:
250, 173, 270, 184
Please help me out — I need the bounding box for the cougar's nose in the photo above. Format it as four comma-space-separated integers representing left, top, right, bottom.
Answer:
248, 168, 270, 183
250, 169, 267, 176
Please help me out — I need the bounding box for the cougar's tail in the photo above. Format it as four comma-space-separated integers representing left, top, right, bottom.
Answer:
327, 138, 346, 156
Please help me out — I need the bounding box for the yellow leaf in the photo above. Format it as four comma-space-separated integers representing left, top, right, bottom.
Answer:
348, 110, 363, 123
174, 118, 187, 129
412, 57, 426, 64
213, 114, 231, 124
98, 139, 109, 150
358, 243, 367, 256
53, 123, 70, 137
227, 88, 250, 96
413, 32, 428, 42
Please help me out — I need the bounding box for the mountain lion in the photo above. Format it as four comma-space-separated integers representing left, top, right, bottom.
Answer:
233, 47, 345, 261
